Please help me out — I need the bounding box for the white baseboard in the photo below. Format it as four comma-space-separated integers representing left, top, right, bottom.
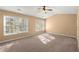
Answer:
47, 32, 76, 39
0, 32, 76, 43
0, 32, 45, 43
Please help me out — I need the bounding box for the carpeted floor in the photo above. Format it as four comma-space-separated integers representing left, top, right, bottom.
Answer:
0, 33, 78, 52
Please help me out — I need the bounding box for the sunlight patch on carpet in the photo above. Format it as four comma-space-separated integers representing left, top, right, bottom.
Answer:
38, 33, 56, 44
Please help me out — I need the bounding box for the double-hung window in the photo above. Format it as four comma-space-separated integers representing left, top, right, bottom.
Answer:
3, 16, 28, 36
35, 19, 45, 31
19, 18, 28, 33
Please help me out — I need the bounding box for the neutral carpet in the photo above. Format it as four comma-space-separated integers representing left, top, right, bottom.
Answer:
0, 33, 78, 52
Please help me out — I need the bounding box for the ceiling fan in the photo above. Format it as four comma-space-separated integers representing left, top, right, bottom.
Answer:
38, 6, 53, 14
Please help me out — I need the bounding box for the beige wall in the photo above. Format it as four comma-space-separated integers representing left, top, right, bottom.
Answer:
0, 11, 4, 41
46, 14, 77, 38
77, 8, 79, 48
77, 8, 79, 39
0, 10, 45, 42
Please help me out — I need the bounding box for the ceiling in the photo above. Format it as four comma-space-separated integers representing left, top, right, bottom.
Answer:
0, 6, 77, 19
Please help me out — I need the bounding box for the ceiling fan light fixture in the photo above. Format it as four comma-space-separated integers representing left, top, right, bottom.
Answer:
39, 6, 53, 14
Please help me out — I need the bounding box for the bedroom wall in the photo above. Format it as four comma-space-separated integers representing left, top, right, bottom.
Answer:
77, 8, 79, 49
46, 14, 77, 38
0, 10, 45, 42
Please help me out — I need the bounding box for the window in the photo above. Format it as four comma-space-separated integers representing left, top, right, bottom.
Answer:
19, 18, 28, 33
4, 16, 28, 35
35, 19, 45, 31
